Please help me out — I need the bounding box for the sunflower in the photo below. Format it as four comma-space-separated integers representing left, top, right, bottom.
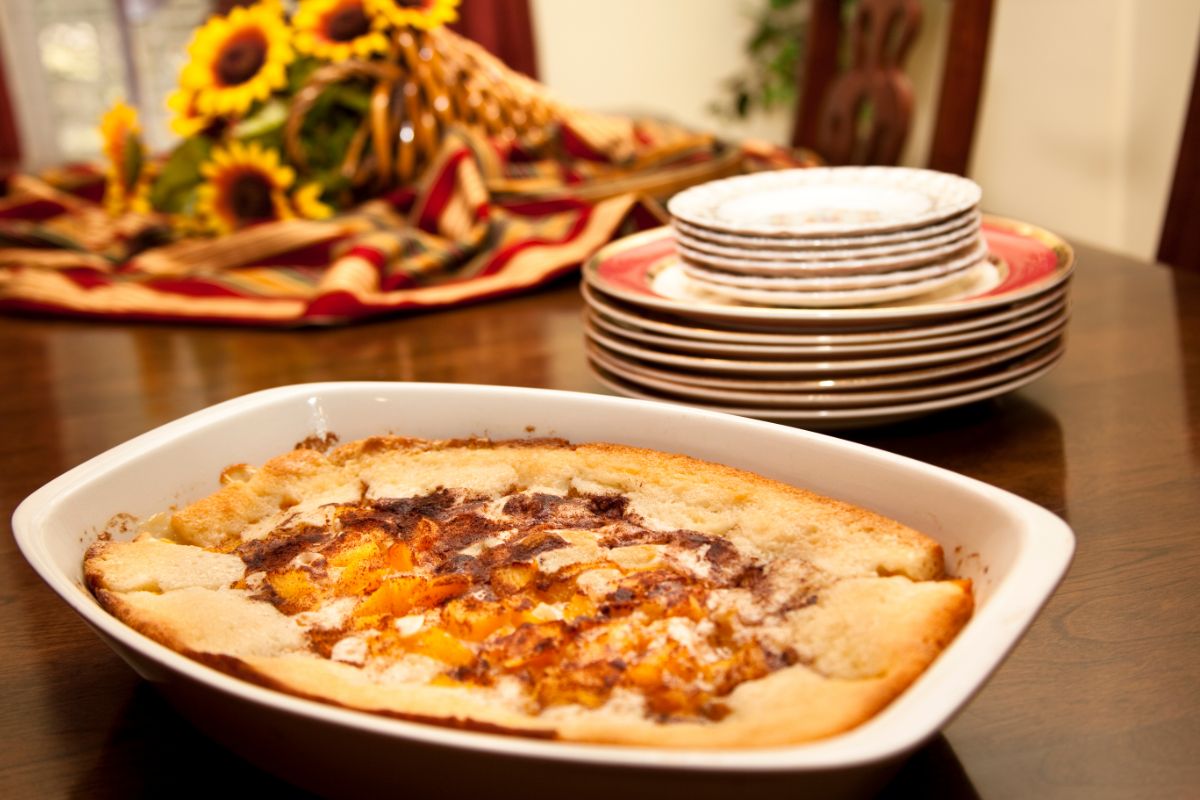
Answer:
365, 0, 459, 31
99, 101, 151, 215
197, 140, 296, 233
179, 2, 294, 120
166, 89, 210, 138
291, 183, 335, 219
294, 0, 389, 61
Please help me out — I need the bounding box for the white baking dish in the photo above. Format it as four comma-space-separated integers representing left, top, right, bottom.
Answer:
12, 382, 1073, 798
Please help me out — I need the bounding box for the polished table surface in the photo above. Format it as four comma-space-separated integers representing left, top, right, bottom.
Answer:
1, 239, 1198, 799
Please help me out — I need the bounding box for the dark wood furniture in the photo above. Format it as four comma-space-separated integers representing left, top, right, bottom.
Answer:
453, 0, 540, 80
793, 0, 995, 175
1, 238, 1198, 798
1157, 26, 1200, 272
0, 44, 20, 185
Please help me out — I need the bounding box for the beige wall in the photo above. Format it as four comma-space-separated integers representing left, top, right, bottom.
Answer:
1123, 0, 1200, 257
530, 0, 792, 146
971, 0, 1200, 259
531, 0, 1200, 261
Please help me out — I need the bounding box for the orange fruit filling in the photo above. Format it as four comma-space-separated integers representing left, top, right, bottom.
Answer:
238, 491, 788, 721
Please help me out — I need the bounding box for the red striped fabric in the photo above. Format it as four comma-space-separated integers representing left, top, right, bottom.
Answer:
0, 125, 812, 325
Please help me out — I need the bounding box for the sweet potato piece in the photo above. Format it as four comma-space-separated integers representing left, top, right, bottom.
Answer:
562, 593, 595, 622
356, 574, 471, 618
407, 627, 475, 667
494, 621, 568, 671
386, 541, 414, 572
423, 573, 471, 606
443, 597, 519, 641
332, 541, 385, 596
491, 563, 537, 596
266, 569, 320, 613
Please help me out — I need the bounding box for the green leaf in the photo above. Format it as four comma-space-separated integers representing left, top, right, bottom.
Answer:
748, 23, 777, 53
307, 118, 359, 171
711, 0, 836, 121
232, 98, 289, 140
769, 44, 798, 82
311, 167, 351, 197
121, 135, 144, 191
149, 135, 211, 214
324, 83, 372, 115
287, 57, 321, 94
292, 80, 373, 174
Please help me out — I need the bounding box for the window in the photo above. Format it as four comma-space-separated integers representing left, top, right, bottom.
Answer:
0, 0, 210, 169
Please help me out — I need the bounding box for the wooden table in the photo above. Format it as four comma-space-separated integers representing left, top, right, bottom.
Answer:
1, 241, 1197, 799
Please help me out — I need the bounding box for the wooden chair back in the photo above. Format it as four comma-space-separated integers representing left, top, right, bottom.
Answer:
792, 0, 994, 176
0, 45, 20, 186
1158, 33, 1200, 272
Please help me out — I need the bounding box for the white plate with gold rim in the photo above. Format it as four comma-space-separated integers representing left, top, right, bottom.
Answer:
673, 209, 982, 250
680, 240, 987, 289
667, 167, 982, 238
676, 230, 981, 275
666, 254, 995, 309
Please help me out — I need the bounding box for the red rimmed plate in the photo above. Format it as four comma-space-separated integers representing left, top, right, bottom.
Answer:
582, 217, 1074, 327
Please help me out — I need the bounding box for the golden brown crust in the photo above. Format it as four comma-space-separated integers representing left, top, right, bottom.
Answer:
84, 436, 972, 748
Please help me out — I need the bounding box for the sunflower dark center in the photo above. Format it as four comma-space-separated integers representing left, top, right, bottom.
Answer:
215, 29, 268, 86
228, 172, 275, 221
327, 6, 370, 41
395, 0, 428, 7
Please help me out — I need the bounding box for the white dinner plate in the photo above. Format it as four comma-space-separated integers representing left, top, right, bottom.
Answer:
676, 232, 982, 276
667, 167, 983, 237
680, 240, 987, 289
672, 210, 982, 250
661, 255, 996, 309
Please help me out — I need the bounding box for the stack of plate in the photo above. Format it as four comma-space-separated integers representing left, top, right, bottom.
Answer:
669, 167, 988, 309
580, 168, 1074, 428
